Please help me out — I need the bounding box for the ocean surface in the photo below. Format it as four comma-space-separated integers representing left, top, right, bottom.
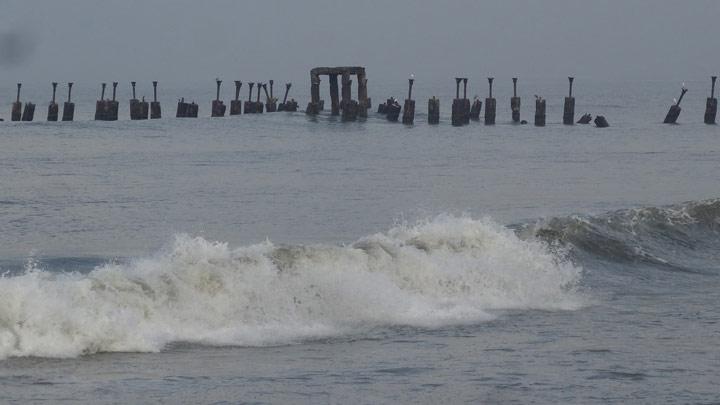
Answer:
0, 78, 718, 404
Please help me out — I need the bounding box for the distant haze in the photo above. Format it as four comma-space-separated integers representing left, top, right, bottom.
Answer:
1, 0, 719, 85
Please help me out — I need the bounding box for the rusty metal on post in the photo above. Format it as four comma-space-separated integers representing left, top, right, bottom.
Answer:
47, 82, 59, 121
485, 77, 496, 125
511, 78, 520, 123
11, 83, 22, 121
563, 77, 575, 125
230, 80, 243, 115
705, 76, 717, 124
62, 82, 75, 121
664, 84, 687, 124
150, 81, 161, 119
402, 76, 415, 125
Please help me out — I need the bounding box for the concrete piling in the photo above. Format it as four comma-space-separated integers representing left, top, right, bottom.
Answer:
358, 74, 369, 118
594, 115, 609, 128
95, 83, 107, 120
340, 72, 358, 121
704, 76, 717, 124
577, 113, 592, 124
563, 77, 575, 125
462, 78, 470, 124
484, 77, 496, 125
245, 82, 256, 113
21, 86, 35, 121
402, 76, 415, 125
266, 80, 277, 112
428, 96, 440, 124
511, 78, 520, 123
255, 82, 264, 113
469, 97, 482, 120
329, 74, 340, 116
306, 74, 321, 115
385, 98, 401, 121
663, 85, 688, 124
278, 83, 298, 111
230, 80, 243, 115
105, 82, 119, 121
176, 97, 199, 118
534, 96, 546, 127
150, 81, 161, 119
62, 82, 75, 122
451, 78, 464, 126
47, 82, 59, 121
130, 81, 149, 120
11, 83, 22, 121
211, 79, 226, 117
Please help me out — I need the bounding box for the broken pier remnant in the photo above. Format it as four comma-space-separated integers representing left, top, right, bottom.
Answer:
176, 97, 198, 118
278, 83, 298, 111
245, 82, 256, 113
451, 78, 468, 126
21, 87, 35, 121
511, 78, 520, 123
150, 81, 161, 119
594, 115, 609, 128
469, 97, 482, 120
428, 96, 440, 124
402, 75, 415, 125
577, 113, 592, 124
485, 77, 496, 125
130, 82, 149, 120
266, 80, 277, 112
462, 78, 470, 124
47, 82, 59, 121
563, 77, 575, 125
230, 81, 243, 115
95, 83, 108, 120
255, 83, 264, 113
62, 82, 75, 122
211, 79, 226, 117
306, 67, 368, 118
534, 95, 546, 127
704, 76, 717, 124
329, 73, 340, 115
663, 84, 688, 124
11, 84, 22, 121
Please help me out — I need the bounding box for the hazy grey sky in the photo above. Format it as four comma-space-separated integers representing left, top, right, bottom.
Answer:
1, 0, 719, 85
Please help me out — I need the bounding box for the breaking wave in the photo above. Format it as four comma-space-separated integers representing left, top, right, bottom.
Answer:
0, 215, 583, 359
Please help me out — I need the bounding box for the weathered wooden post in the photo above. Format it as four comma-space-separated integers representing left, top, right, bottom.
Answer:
485, 77, 496, 125
11, 83, 22, 121
255, 82, 264, 113
62, 82, 75, 122
245, 82, 255, 113
534, 96, 546, 127
230, 80, 243, 115
329, 73, 340, 115
150, 81, 161, 119
95, 83, 107, 120
21, 85, 35, 121
462, 78, 470, 124
451, 78, 463, 126
428, 96, 440, 124
340, 72, 358, 121
663, 85, 687, 124
211, 79, 226, 117
511, 78, 520, 123
108, 82, 119, 121
563, 77, 575, 125
47, 82, 59, 121
704, 76, 717, 124
266, 80, 277, 112
402, 75, 415, 124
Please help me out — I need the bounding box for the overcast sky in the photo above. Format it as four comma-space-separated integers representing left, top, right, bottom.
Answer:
1, 0, 719, 85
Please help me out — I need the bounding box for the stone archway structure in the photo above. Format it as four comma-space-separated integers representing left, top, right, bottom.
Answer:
306, 66, 369, 120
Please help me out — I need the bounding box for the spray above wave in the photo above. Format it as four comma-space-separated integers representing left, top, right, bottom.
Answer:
522, 198, 720, 273
0, 215, 582, 359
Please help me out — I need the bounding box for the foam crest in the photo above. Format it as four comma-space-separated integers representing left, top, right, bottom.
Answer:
0, 215, 583, 359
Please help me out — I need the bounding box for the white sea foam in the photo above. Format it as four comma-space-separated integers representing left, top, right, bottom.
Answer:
0, 215, 584, 359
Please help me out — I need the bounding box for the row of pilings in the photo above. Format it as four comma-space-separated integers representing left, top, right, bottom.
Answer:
5, 76, 718, 125
5, 80, 298, 121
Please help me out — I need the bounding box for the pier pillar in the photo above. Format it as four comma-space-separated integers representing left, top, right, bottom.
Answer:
511, 78, 520, 123
594, 115, 609, 128
150, 81, 161, 119
21, 101, 35, 121
62, 82, 75, 121
266, 80, 277, 112
428, 97, 440, 124
485, 77, 496, 125
577, 113, 592, 124
245, 82, 255, 113
704, 76, 717, 124
563, 77, 575, 125
95, 83, 107, 120
534, 97, 546, 127
47, 82, 59, 121
357, 73, 368, 118
211, 79, 226, 117
11, 83, 22, 121
340, 72, 358, 121
231, 80, 243, 115
402, 77, 415, 125
255, 82, 264, 113
664, 85, 687, 124
451, 78, 464, 126
329, 73, 340, 115
107, 82, 119, 121
470, 97, 482, 120
306, 74, 321, 114
462, 78, 470, 124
